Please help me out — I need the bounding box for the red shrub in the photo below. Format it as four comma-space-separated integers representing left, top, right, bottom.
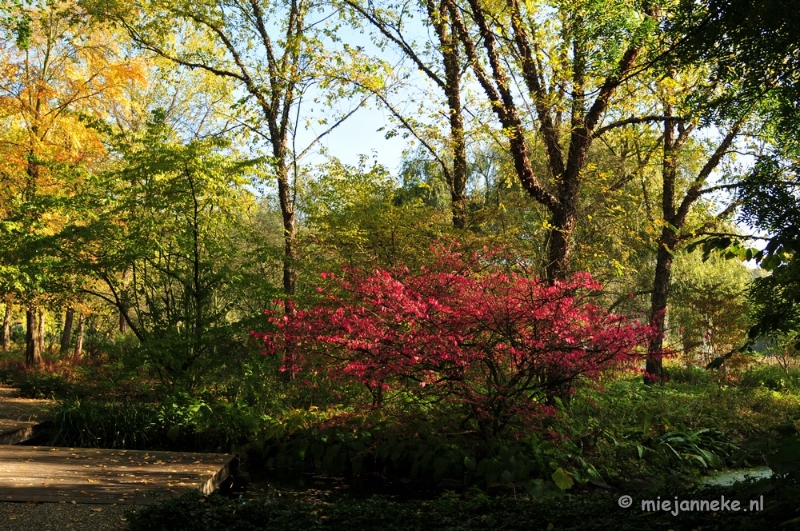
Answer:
253, 244, 652, 436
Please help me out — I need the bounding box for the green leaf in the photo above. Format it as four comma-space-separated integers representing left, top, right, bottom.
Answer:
551, 467, 574, 490
464, 455, 477, 471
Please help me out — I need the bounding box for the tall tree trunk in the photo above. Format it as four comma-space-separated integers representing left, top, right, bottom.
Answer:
646, 230, 677, 381
60, 308, 74, 353
276, 161, 296, 380
276, 164, 296, 297
446, 81, 468, 230
119, 311, 128, 335
645, 112, 679, 383
2, 299, 11, 352
644, 111, 741, 383
119, 267, 131, 334
37, 308, 46, 354
429, 3, 468, 230
73, 313, 85, 362
25, 308, 42, 367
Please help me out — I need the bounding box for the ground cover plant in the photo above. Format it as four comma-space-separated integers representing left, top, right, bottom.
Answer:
126, 477, 800, 531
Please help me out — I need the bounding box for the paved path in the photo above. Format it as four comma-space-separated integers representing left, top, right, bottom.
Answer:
0, 446, 235, 504
0, 382, 235, 531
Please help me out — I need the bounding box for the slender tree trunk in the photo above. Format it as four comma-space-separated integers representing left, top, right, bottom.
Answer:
119, 311, 128, 335
73, 313, 85, 362
37, 308, 46, 353
430, 4, 468, 230
25, 308, 42, 367
646, 111, 679, 383
447, 84, 468, 229
120, 268, 131, 334
2, 299, 11, 352
60, 308, 74, 353
646, 230, 677, 382
276, 161, 296, 380
276, 164, 296, 297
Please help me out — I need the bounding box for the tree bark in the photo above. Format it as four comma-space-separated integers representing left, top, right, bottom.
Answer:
277, 165, 297, 297
37, 308, 46, 353
430, 1, 468, 229
448, 0, 648, 281
73, 313, 86, 362
646, 231, 677, 381
119, 311, 128, 335
25, 308, 42, 366
646, 112, 679, 382
546, 203, 578, 281
60, 308, 74, 353
2, 299, 11, 352
119, 267, 131, 334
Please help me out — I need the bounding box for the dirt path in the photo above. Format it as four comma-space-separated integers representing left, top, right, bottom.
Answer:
0, 385, 52, 420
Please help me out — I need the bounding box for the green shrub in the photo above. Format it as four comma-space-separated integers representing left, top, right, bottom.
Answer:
647, 428, 739, 470
48, 399, 163, 449
665, 365, 712, 385
740, 365, 800, 391
16, 371, 74, 398
249, 410, 600, 494
47, 395, 257, 452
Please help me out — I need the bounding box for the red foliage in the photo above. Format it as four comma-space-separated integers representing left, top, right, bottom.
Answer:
253, 243, 653, 436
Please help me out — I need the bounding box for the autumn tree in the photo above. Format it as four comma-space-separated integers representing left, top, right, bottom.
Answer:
671, 0, 800, 347
53, 113, 264, 387
0, 0, 144, 365
340, 0, 471, 228
670, 249, 751, 365
93, 0, 374, 301
437, 0, 666, 280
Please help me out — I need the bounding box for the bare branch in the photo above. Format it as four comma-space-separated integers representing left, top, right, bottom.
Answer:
296, 94, 371, 160
593, 115, 673, 138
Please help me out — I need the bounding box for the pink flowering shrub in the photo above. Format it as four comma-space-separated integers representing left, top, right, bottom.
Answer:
253, 243, 652, 437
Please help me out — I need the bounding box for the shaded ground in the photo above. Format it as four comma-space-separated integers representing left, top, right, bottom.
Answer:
0, 385, 52, 418
0, 501, 137, 531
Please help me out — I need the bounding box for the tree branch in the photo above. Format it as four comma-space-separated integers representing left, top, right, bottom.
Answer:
593, 115, 674, 138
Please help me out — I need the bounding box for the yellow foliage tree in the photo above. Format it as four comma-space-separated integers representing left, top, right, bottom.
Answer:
0, 0, 145, 365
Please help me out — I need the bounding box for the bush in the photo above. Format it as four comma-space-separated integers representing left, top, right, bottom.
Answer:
665, 365, 712, 385
47, 395, 257, 452
247, 407, 603, 494
48, 398, 162, 449
739, 365, 800, 391
255, 243, 652, 439
16, 371, 74, 398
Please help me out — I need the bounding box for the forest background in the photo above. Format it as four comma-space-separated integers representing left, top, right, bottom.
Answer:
1, 0, 800, 525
